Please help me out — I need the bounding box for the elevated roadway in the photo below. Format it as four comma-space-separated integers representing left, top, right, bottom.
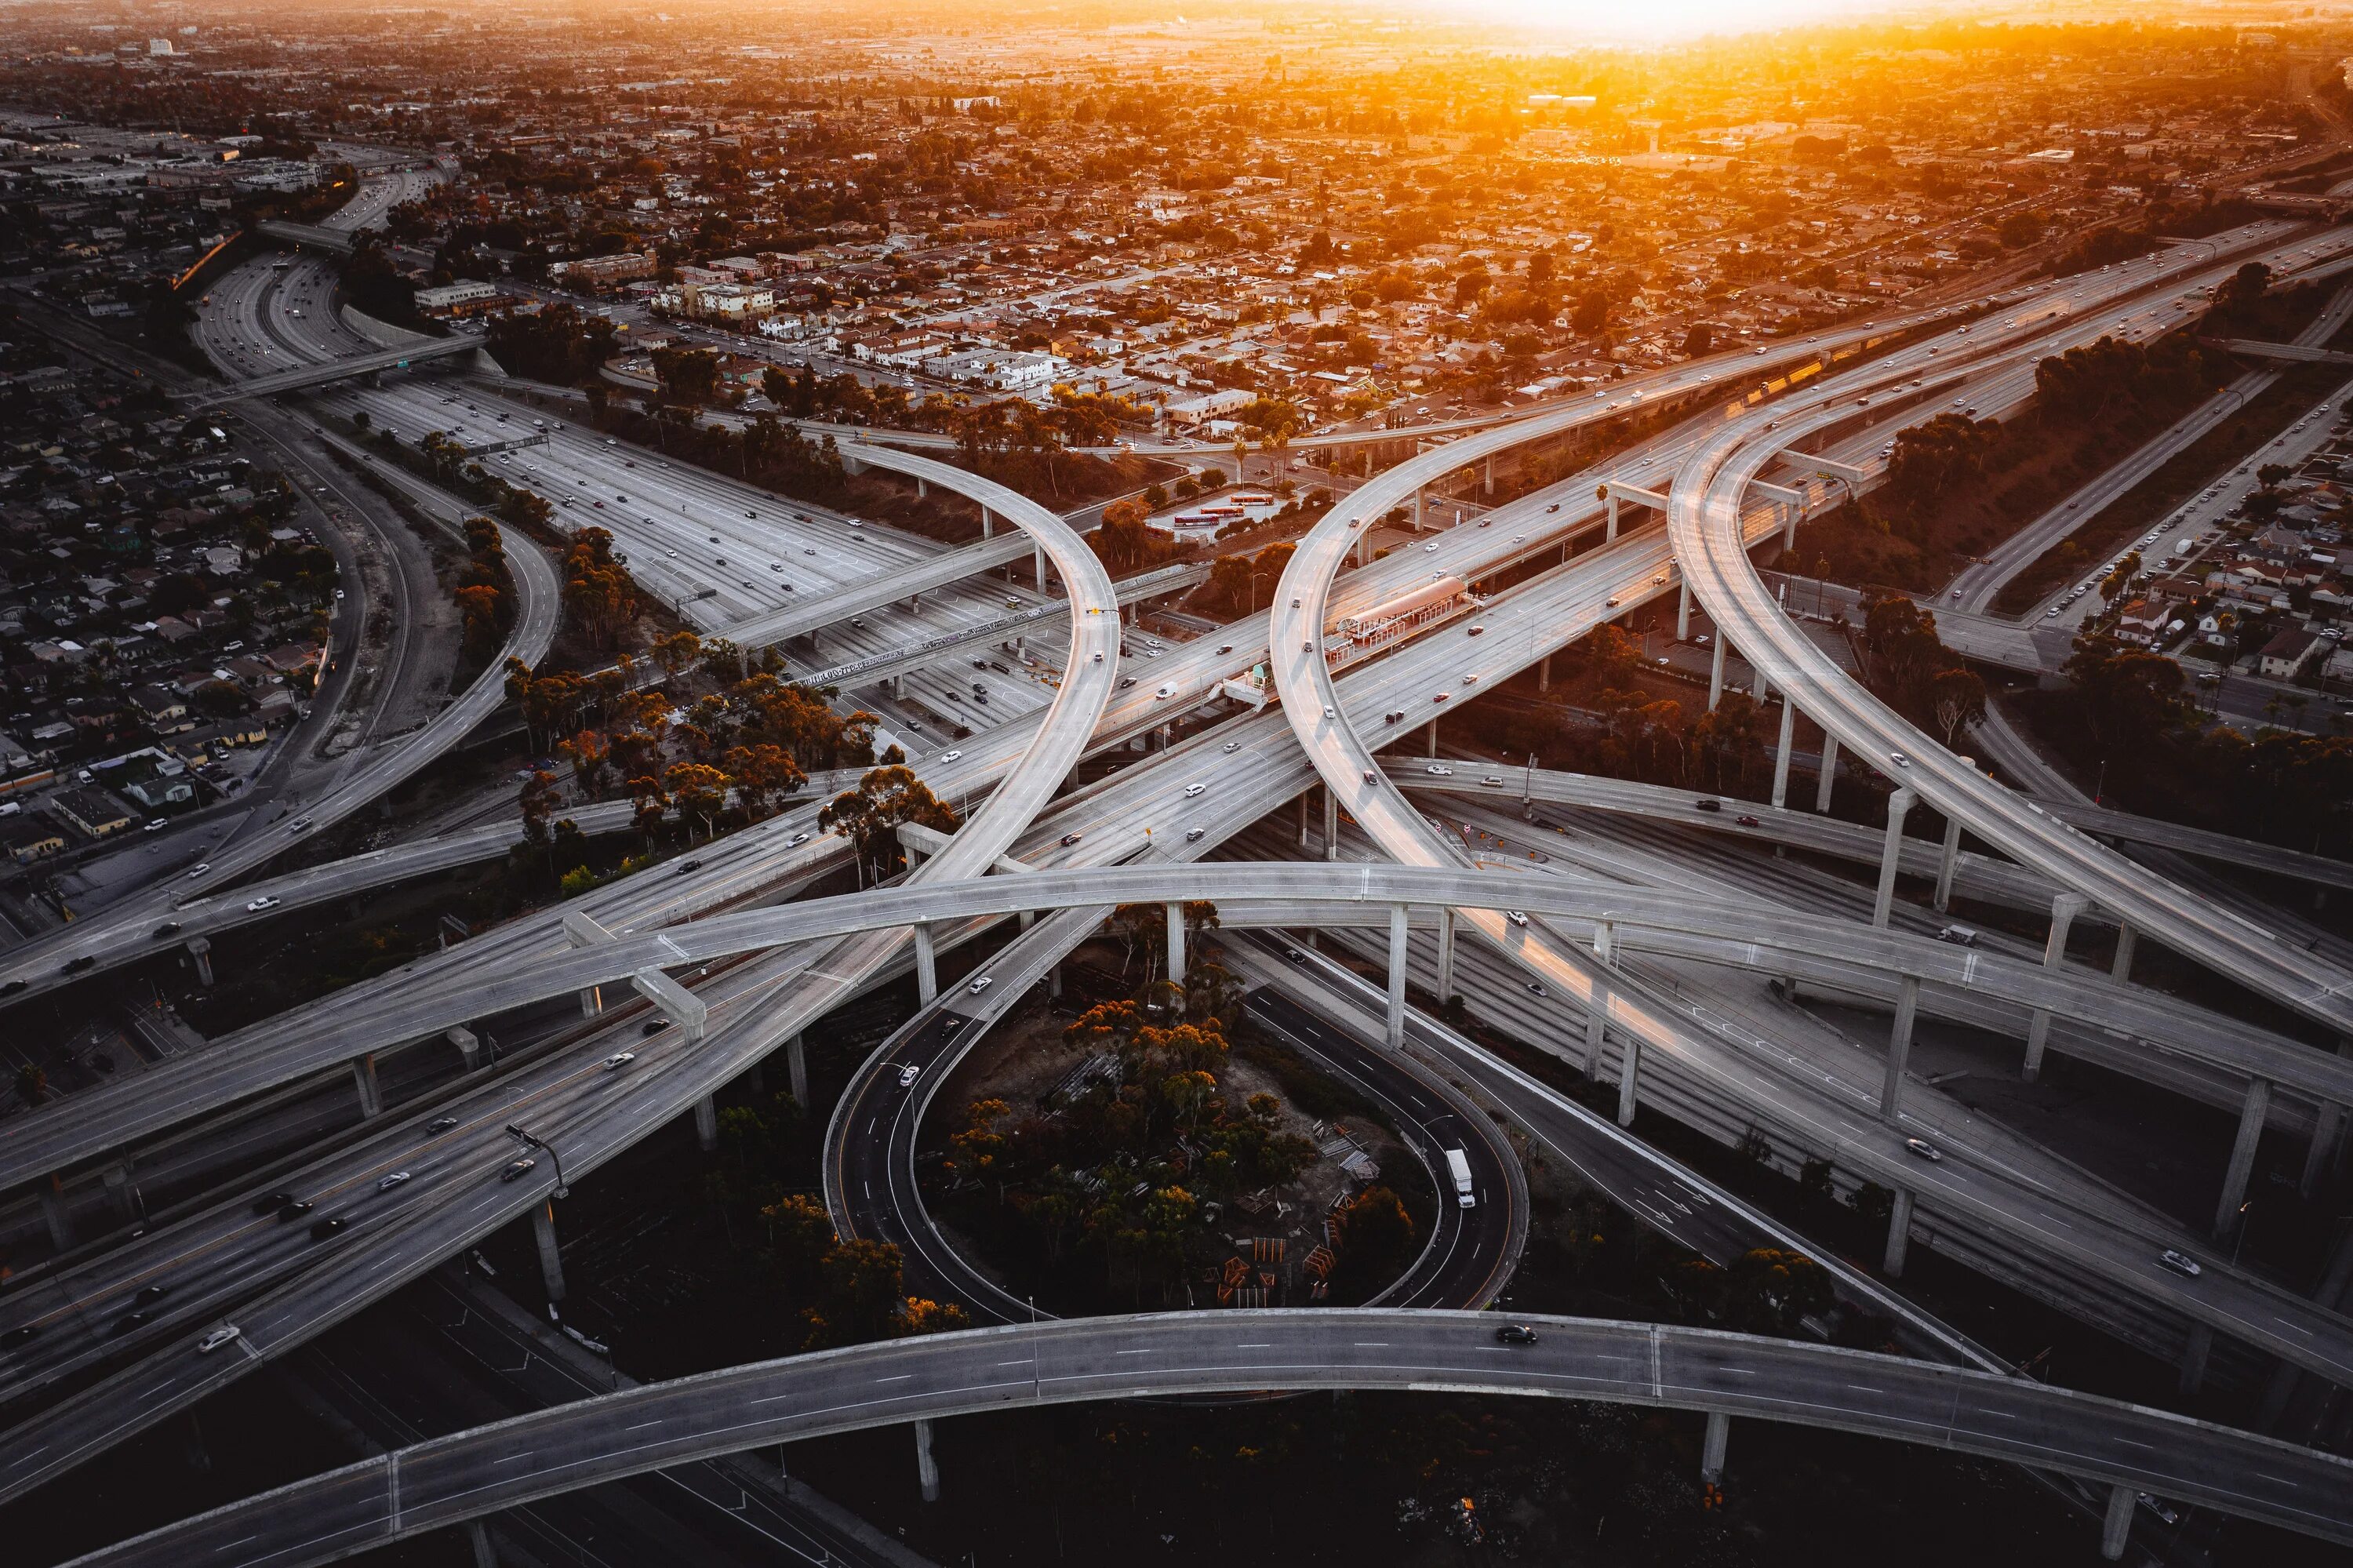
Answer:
59, 1311, 2353, 1567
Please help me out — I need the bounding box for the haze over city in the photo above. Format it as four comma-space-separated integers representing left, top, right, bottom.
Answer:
2, 2, 2353, 1565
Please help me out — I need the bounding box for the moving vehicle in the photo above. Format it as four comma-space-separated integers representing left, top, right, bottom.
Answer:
1445, 1148, 1477, 1209
377, 1172, 412, 1191
1904, 1138, 1943, 1162
898, 1064, 921, 1087
1495, 1323, 1540, 1345
602, 1053, 636, 1071
500, 1159, 536, 1181
198, 1326, 242, 1353
2158, 1250, 2202, 1278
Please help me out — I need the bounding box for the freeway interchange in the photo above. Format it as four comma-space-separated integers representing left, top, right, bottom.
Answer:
9, 174, 2353, 1562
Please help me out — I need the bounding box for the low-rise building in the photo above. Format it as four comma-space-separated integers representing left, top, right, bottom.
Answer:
51, 785, 133, 839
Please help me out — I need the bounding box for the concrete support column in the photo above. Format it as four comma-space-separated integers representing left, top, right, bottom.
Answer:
1033, 544, 1046, 591
2180, 1322, 2215, 1396
1435, 908, 1456, 1003
1871, 788, 1916, 930
448, 1027, 482, 1070
41, 1173, 72, 1253
1049, 962, 1064, 1001
1323, 788, 1338, 862
467, 1521, 497, 1568
1384, 904, 1409, 1050
1616, 1029, 1641, 1128
1414, 485, 1425, 530
1483, 456, 1494, 495
1814, 733, 1838, 813
1781, 501, 1798, 550
1882, 1187, 1914, 1277
2111, 922, 2138, 985
103, 1164, 138, 1224
915, 1418, 940, 1504
980, 506, 992, 540
2022, 893, 2088, 1082
1707, 635, 1727, 711
532, 1202, 566, 1304
1751, 662, 1767, 703
1425, 720, 1438, 758
1165, 903, 1185, 982
694, 1093, 718, 1152
2215, 1076, 2271, 1239
1606, 494, 1620, 541
578, 982, 602, 1018
1537, 654, 1551, 694
1769, 699, 1796, 810
1584, 989, 1608, 1081
912, 923, 938, 1006
1881, 976, 1919, 1122
350, 1053, 382, 1119
186, 936, 213, 987
1933, 816, 1962, 914
2100, 1482, 2135, 1562
1700, 1411, 1729, 1486
787, 1032, 809, 1107
2302, 1053, 2350, 1197
1297, 791, 1311, 849
1676, 581, 1692, 641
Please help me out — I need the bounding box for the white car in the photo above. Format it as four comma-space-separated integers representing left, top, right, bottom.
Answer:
968, 976, 993, 994
198, 1326, 242, 1354
898, 1063, 921, 1086
1184, 784, 1206, 797
1426, 764, 1454, 777
1155, 685, 1176, 699
942, 749, 963, 762
245, 897, 280, 912
378, 1171, 412, 1191
187, 864, 211, 879
1223, 740, 1242, 754
603, 1052, 636, 1071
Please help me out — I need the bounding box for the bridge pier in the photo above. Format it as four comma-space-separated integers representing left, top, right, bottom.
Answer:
1700, 1410, 1729, 1486
1882, 1186, 1914, 1276
912, 923, 938, 1005
695, 1093, 719, 1152
1769, 699, 1795, 809
1298, 791, 1311, 849
915, 1417, 941, 1503
1707, 635, 1727, 711
1033, 544, 1046, 591
42, 1173, 73, 1253
1584, 989, 1609, 1081
1871, 788, 1915, 929
787, 1031, 809, 1107
1606, 493, 1619, 542
1384, 904, 1409, 1050
186, 936, 213, 987
1676, 582, 1691, 641
2180, 1322, 2215, 1396
1814, 733, 1838, 813
1165, 903, 1185, 982
1426, 720, 1438, 758
2111, 921, 2138, 984
1751, 662, 1767, 703
448, 1027, 482, 1070
1933, 809, 1962, 913
1324, 788, 1338, 862
467, 1522, 498, 1568
1537, 653, 1551, 693
1616, 1030, 1641, 1127
2215, 1077, 2271, 1239
351, 1053, 382, 1119
532, 1202, 566, 1306
2022, 893, 2088, 1082
980, 506, 992, 540
2100, 1481, 2135, 1561
1435, 908, 1456, 1003
1881, 977, 1919, 1120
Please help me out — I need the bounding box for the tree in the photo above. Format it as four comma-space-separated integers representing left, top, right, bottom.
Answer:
1681, 322, 1714, 357
663, 762, 730, 839
1722, 1248, 1835, 1337
561, 529, 642, 650
2064, 631, 2191, 756
627, 773, 669, 839
819, 766, 962, 880
518, 769, 561, 846
1331, 1184, 1416, 1290
1928, 668, 1986, 748
13, 1063, 47, 1105
722, 743, 806, 818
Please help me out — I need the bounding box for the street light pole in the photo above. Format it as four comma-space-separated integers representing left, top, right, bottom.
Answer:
505, 1123, 569, 1199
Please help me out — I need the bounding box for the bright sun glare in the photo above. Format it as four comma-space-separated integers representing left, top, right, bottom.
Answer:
1441, 0, 1893, 42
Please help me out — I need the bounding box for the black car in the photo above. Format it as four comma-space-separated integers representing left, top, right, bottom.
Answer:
61, 955, 95, 974
641, 1020, 664, 1035
1495, 1323, 1540, 1345
275, 1199, 315, 1221
308, 1217, 347, 1239
117, 1310, 153, 1333
1285, 947, 1307, 963
135, 1283, 172, 1302
253, 1191, 297, 1215
1, 1325, 37, 1348
675, 858, 704, 875
0, 980, 24, 997
1693, 799, 1722, 813
153, 922, 182, 938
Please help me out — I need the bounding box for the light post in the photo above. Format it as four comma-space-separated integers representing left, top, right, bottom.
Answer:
506, 1123, 569, 1199
2231, 1199, 2254, 1268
